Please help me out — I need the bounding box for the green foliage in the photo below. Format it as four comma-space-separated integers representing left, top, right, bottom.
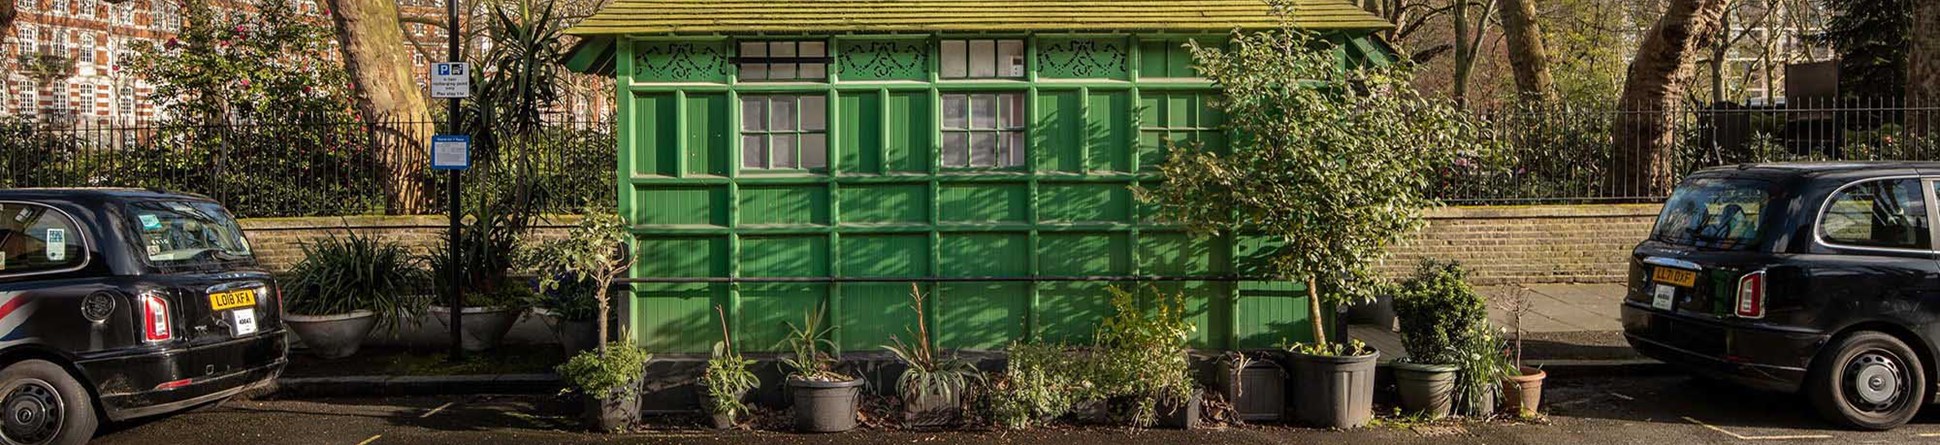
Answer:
1141, 29, 1470, 347
1812, 0, 1910, 98
125, 0, 352, 122
1285, 339, 1371, 357
703, 341, 760, 418
984, 342, 1081, 429
460, 0, 570, 159
521, 211, 631, 323
883, 284, 984, 406
557, 341, 653, 401
1393, 260, 1489, 365
983, 287, 1199, 429
780, 305, 849, 382
1453, 325, 1513, 417
283, 230, 428, 331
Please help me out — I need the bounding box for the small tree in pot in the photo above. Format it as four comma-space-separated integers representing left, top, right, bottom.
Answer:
883, 284, 983, 428
532, 276, 599, 356
702, 305, 758, 430
780, 305, 864, 433
1139, 19, 1478, 428
283, 231, 427, 359
1392, 260, 1489, 419
534, 211, 647, 432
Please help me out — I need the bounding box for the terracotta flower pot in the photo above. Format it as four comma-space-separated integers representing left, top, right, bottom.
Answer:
1501, 366, 1547, 417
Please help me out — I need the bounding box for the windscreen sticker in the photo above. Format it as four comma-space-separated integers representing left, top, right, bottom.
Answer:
11, 208, 27, 222
44, 229, 65, 262
138, 214, 162, 231
146, 245, 160, 256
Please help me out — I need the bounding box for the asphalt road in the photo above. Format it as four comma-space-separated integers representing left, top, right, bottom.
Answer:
92, 375, 1940, 445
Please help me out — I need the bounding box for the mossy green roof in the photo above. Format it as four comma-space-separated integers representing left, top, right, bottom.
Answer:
564, 0, 1393, 36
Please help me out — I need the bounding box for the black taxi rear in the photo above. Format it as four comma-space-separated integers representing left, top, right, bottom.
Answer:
0, 189, 285, 444
1625, 162, 1940, 430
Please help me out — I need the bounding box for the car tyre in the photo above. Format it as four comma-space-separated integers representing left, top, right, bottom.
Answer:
1807, 331, 1926, 430
0, 360, 97, 445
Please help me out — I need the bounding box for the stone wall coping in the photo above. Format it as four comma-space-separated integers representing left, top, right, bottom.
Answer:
239, 214, 585, 231
1426, 203, 1663, 220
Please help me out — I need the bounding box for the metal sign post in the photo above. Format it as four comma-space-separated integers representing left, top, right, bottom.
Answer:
437, 0, 470, 362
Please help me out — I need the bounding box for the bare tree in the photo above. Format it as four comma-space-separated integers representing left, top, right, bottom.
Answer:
1497, 0, 1556, 102
1912, 0, 1940, 135
323, 0, 434, 214
1613, 0, 1733, 195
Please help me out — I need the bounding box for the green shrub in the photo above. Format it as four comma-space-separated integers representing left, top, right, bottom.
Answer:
985, 287, 1199, 429
702, 341, 759, 419
284, 230, 428, 331
557, 341, 652, 401
780, 305, 849, 382
1393, 260, 1489, 365
984, 342, 1080, 429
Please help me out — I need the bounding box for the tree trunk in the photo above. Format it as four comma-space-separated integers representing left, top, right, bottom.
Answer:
1452, 0, 1471, 107
1307, 278, 1328, 346
1612, 0, 1732, 197
325, 0, 433, 214
1497, 0, 1557, 103
1912, 0, 1940, 136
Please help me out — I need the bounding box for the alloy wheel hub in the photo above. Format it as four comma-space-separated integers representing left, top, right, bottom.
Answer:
1849, 353, 1903, 407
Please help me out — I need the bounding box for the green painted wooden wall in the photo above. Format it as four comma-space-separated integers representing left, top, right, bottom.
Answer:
615, 33, 1384, 353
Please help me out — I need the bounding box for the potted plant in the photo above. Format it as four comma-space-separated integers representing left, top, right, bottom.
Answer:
883, 284, 983, 428
1089, 287, 1199, 429
1455, 325, 1513, 419
1216, 351, 1285, 422
536, 211, 648, 432
1137, 29, 1473, 429
702, 305, 758, 430
1497, 286, 1547, 418
1392, 260, 1490, 419
429, 179, 542, 352
426, 282, 534, 352
558, 340, 652, 432
524, 212, 639, 357
780, 305, 864, 433
282, 230, 426, 359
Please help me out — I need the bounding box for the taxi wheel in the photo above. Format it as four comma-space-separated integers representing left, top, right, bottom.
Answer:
1807, 332, 1926, 431
0, 360, 95, 445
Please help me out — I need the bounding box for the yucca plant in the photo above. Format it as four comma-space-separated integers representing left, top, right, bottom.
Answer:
780, 305, 848, 382
284, 229, 427, 330
884, 283, 983, 408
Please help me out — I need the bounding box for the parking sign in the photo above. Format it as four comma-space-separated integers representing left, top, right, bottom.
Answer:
431, 62, 471, 99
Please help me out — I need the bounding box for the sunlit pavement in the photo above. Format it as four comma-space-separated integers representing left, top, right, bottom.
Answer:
94, 375, 1940, 445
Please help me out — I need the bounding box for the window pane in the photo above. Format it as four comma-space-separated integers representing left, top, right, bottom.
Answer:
1006, 132, 1026, 167
0, 202, 86, 275
773, 135, 799, 168
741, 97, 766, 131
1002, 93, 1025, 128
969, 40, 997, 77
740, 63, 767, 81
942, 95, 967, 129
800, 63, 826, 80
770, 63, 797, 80
970, 132, 997, 167
742, 135, 767, 168
740, 41, 767, 57
1821, 179, 1929, 249
801, 95, 826, 131
799, 41, 826, 57
771, 41, 797, 58
942, 133, 969, 167
802, 134, 827, 169
941, 40, 968, 78
970, 94, 995, 129
998, 40, 1025, 77
771, 96, 797, 130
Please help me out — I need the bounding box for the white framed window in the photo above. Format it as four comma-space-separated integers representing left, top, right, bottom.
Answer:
736, 40, 828, 82
940, 93, 1026, 168
740, 95, 828, 170
940, 39, 1025, 79
18, 80, 37, 115
49, 0, 66, 15
18, 26, 35, 54
50, 81, 68, 112
119, 86, 134, 118
78, 84, 93, 116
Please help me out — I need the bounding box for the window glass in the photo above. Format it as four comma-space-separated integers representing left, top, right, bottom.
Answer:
740, 95, 829, 170
128, 200, 253, 268
940, 39, 1025, 79
940, 93, 1026, 168
737, 41, 829, 82
1652, 177, 1773, 250
0, 203, 86, 275
1821, 178, 1930, 249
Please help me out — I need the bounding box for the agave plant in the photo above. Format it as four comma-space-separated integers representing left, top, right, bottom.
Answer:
884, 283, 983, 404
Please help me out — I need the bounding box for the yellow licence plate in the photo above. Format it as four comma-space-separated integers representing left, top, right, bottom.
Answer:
209, 289, 257, 311
1653, 267, 1698, 287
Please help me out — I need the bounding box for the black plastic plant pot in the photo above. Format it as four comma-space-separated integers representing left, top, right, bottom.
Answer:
584, 383, 642, 433
901, 391, 963, 429
788, 378, 865, 433
1284, 348, 1380, 429
698, 388, 748, 430
1217, 356, 1286, 422
1156, 390, 1204, 429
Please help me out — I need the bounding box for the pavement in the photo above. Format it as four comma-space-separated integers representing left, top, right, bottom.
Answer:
1352, 283, 1640, 365
94, 375, 1940, 444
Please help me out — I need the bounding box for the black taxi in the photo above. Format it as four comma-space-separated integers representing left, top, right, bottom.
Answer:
0, 188, 285, 444
1625, 162, 1940, 430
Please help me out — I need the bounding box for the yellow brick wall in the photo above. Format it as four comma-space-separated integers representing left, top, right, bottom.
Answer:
238, 216, 578, 271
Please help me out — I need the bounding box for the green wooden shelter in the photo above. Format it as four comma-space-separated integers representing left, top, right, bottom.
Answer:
563, 0, 1396, 353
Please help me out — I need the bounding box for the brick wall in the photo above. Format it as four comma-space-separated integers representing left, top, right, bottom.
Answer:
239, 205, 1663, 285
1382, 204, 1662, 285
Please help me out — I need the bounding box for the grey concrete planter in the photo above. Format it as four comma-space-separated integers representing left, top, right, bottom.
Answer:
1284, 349, 1379, 429
534, 308, 598, 356
429, 306, 523, 352
1392, 361, 1459, 419
788, 378, 864, 433
285, 310, 377, 359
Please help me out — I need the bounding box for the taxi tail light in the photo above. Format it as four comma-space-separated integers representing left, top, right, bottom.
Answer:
140, 293, 172, 342
1735, 270, 1766, 319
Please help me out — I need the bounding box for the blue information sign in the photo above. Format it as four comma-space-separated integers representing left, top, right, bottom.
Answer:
431, 134, 470, 170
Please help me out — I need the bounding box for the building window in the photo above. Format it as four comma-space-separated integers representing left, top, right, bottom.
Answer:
736, 41, 828, 82
940, 39, 1025, 79
18, 26, 35, 53
50, 81, 67, 112
119, 86, 134, 119
739, 95, 828, 170
50, 0, 65, 15
940, 93, 1026, 168
78, 84, 93, 116
18, 81, 36, 115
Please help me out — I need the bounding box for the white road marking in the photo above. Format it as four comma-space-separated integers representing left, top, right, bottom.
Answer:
1608, 392, 1635, 401
1682, 417, 1833, 441
1915, 433, 1940, 438
420, 402, 455, 418
355, 435, 382, 445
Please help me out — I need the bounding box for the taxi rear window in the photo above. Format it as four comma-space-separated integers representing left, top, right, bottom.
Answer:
1651, 177, 1776, 250
126, 200, 254, 267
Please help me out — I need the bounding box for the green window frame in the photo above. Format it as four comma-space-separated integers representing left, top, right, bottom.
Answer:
940, 92, 1026, 168
736, 40, 830, 82
740, 95, 828, 170
1140, 93, 1223, 161
939, 39, 1025, 79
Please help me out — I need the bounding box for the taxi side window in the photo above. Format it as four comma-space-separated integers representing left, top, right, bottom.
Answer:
0, 203, 86, 276
1821, 178, 1931, 249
